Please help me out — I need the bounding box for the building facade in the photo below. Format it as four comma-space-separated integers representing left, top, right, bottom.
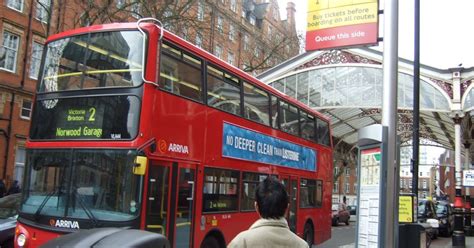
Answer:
0, 0, 299, 188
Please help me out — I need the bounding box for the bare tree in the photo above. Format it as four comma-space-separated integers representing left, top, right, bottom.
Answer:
58, 0, 301, 73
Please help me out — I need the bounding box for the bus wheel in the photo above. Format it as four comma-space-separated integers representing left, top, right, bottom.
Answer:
303, 222, 314, 247
200, 235, 220, 248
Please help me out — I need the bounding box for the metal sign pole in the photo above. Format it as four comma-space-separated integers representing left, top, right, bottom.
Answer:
382, 0, 399, 247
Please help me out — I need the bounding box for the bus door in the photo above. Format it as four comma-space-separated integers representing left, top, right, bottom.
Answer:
282, 176, 298, 233
145, 160, 196, 248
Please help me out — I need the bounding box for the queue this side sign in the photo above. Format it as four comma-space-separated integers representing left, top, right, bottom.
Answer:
222, 123, 317, 171
306, 0, 379, 51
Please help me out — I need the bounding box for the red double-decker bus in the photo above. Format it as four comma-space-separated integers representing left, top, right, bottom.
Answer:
15, 19, 333, 248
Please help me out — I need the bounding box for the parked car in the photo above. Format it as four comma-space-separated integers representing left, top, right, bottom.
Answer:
347, 205, 357, 215
332, 203, 350, 226
418, 199, 439, 239
0, 193, 21, 248
436, 201, 454, 237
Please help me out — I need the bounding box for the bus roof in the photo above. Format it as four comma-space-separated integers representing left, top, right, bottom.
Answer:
46, 22, 331, 123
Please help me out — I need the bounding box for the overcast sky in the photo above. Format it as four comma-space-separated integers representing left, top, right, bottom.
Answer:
278, 0, 474, 69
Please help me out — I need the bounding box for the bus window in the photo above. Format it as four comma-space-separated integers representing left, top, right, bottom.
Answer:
300, 179, 321, 208
279, 101, 299, 136
40, 31, 143, 92
270, 95, 279, 129
207, 65, 241, 116
317, 118, 330, 146
202, 168, 239, 212
243, 82, 270, 126
316, 180, 323, 207
300, 111, 316, 142
159, 43, 203, 102
241, 172, 267, 211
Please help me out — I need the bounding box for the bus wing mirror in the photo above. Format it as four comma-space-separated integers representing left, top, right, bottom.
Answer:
133, 156, 148, 175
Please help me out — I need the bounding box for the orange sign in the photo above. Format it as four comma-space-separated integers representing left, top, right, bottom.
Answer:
306, 0, 379, 51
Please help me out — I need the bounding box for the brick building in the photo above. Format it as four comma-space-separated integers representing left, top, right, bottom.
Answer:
0, 0, 299, 188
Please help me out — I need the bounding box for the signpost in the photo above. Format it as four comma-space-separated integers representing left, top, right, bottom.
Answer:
306, 0, 379, 51
356, 124, 388, 247
463, 170, 474, 187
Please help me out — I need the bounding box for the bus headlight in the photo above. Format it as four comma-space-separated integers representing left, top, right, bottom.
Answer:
17, 233, 27, 247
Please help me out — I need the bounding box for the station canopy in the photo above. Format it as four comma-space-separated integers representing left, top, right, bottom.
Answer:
258, 49, 474, 152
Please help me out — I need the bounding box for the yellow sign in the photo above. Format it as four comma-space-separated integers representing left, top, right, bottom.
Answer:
308, 0, 377, 11
399, 195, 414, 223
307, 2, 378, 31
305, 0, 379, 51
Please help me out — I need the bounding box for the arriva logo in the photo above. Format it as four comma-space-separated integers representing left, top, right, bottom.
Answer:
158, 139, 189, 154
50, 219, 80, 229
168, 143, 189, 154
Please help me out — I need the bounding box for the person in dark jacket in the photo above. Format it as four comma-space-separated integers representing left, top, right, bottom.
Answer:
7, 180, 20, 195
0, 179, 6, 197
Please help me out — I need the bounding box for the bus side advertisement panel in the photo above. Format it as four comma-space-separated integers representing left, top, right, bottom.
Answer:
222, 123, 317, 171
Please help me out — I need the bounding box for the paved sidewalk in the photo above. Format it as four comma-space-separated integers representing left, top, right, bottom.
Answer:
430, 236, 474, 248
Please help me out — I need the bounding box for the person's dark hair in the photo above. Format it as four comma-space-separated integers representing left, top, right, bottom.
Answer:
255, 177, 289, 219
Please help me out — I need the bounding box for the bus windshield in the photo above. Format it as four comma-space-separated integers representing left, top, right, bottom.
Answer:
20, 149, 142, 222
39, 31, 144, 92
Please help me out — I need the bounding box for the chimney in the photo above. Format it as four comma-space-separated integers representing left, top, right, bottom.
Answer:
286, 2, 296, 26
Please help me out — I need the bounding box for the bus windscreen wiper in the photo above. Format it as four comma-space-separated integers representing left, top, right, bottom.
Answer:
74, 190, 99, 227
34, 189, 60, 221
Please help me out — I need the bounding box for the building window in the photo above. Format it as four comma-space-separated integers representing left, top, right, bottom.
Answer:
354, 183, 358, 193
21, 100, 32, 120
197, 1, 204, 21
422, 180, 427, 189
420, 172, 423, 177
345, 167, 351, 176
333, 182, 338, 193
195, 33, 203, 47
29, 42, 43, 79
268, 26, 272, 37
227, 51, 234, 65
345, 183, 350, 193
255, 47, 260, 58
163, 9, 173, 30
334, 166, 339, 177
131, 2, 142, 19
181, 28, 188, 41
249, 15, 256, 25
243, 34, 249, 51
35, 0, 50, 23
229, 24, 235, 41
230, 0, 237, 12
217, 16, 224, 33
7, 0, 24, 12
214, 45, 222, 59
1, 31, 20, 72
273, 7, 278, 20
14, 147, 26, 185
116, 0, 125, 8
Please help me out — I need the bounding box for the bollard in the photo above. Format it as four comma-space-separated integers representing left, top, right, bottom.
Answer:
465, 196, 474, 236
453, 189, 466, 247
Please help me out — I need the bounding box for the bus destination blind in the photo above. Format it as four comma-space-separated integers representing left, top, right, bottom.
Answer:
30, 96, 139, 140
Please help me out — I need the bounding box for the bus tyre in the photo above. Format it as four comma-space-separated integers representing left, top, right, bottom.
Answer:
303, 222, 314, 247
201, 236, 220, 248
